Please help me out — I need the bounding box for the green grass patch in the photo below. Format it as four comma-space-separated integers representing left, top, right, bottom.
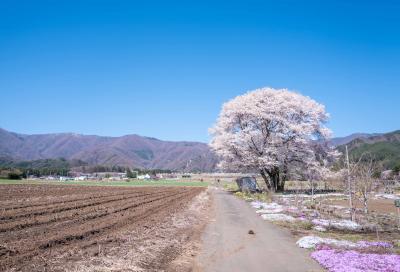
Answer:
317, 231, 369, 242
223, 182, 239, 192
274, 220, 313, 231
0, 179, 208, 187
234, 191, 272, 202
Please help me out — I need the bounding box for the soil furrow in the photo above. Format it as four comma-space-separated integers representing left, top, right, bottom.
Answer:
0, 189, 176, 234
0, 188, 177, 220
0, 185, 204, 272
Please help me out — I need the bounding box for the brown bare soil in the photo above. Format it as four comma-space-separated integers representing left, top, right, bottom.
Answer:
0, 184, 207, 272
327, 198, 398, 214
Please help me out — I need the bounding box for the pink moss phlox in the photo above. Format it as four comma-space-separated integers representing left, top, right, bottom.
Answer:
311, 249, 400, 272
315, 244, 331, 250
357, 241, 393, 248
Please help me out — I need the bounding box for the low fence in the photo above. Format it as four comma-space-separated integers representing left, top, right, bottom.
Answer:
282, 189, 341, 195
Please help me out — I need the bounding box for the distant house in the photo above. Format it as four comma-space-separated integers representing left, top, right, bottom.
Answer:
162, 173, 178, 179
156, 174, 164, 179
137, 174, 151, 180
59, 176, 73, 181
74, 176, 87, 181
90, 172, 126, 180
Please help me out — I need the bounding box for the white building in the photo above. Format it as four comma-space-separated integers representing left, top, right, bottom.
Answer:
137, 174, 151, 180
74, 176, 87, 181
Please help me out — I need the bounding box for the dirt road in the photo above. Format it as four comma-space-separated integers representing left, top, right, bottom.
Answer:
196, 188, 322, 272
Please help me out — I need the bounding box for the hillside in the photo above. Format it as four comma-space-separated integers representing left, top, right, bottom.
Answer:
0, 128, 217, 172
3, 127, 398, 172
337, 130, 400, 169
329, 133, 381, 147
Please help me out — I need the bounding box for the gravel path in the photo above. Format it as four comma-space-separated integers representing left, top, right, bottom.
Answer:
196, 188, 323, 272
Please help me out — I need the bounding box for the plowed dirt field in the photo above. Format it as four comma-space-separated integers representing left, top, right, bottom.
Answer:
0, 184, 207, 271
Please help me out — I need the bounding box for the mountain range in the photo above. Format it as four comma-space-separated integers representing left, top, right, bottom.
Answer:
0, 128, 217, 172
328, 133, 382, 147
1, 128, 399, 172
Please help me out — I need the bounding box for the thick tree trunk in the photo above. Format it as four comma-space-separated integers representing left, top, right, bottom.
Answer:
271, 171, 279, 192
276, 178, 285, 192
260, 168, 285, 193
260, 169, 272, 191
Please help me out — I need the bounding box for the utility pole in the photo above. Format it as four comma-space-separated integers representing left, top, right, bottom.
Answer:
346, 145, 354, 221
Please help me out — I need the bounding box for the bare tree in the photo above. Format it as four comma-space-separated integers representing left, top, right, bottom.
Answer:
345, 146, 356, 221
350, 153, 378, 215
305, 161, 325, 203
381, 170, 394, 194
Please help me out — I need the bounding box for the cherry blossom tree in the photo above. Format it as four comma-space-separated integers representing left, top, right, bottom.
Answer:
209, 87, 335, 192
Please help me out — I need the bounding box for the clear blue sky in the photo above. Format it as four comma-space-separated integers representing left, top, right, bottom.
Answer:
1, 0, 399, 142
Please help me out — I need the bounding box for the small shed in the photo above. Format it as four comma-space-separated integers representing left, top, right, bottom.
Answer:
235, 176, 259, 193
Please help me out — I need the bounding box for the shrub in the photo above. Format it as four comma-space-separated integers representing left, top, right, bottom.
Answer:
7, 173, 22, 180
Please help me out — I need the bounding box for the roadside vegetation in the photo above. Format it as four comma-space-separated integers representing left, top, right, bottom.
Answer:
210, 88, 400, 271
227, 184, 400, 271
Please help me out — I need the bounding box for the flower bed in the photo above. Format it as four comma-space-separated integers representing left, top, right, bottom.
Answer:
250, 201, 281, 209
256, 207, 284, 214
374, 194, 400, 200
251, 201, 305, 216
311, 249, 400, 272
261, 213, 297, 222
312, 218, 361, 231
250, 196, 399, 271
297, 236, 358, 249
313, 225, 327, 232
357, 241, 393, 249
296, 236, 393, 250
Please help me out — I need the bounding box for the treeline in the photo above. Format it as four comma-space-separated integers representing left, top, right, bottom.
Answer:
73, 165, 128, 173
72, 165, 173, 175
0, 157, 174, 179
0, 157, 87, 179
0, 168, 71, 179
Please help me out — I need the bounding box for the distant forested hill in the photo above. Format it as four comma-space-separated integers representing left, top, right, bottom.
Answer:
0, 157, 87, 169
0, 128, 217, 172
337, 130, 400, 170
328, 133, 381, 147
